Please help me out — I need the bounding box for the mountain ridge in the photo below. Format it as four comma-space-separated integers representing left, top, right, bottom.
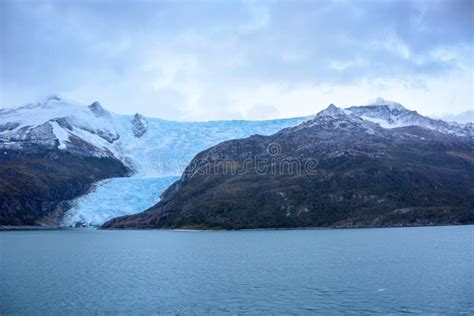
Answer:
102, 102, 474, 229
2, 97, 473, 227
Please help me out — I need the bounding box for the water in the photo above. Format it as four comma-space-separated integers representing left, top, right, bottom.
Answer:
1, 226, 473, 314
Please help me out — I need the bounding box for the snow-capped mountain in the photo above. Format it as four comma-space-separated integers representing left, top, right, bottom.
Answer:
2, 97, 472, 166
0, 96, 308, 176
293, 104, 383, 138
2, 96, 472, 226
345, 98, 473, 137
0, 95, 120, 158
102, 102, 474, 230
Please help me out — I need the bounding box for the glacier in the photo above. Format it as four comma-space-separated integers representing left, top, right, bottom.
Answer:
110, 113, 310, 177
62, 176, 179, 226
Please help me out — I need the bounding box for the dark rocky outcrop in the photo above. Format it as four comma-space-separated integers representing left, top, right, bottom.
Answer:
0, 148, 129, 226
102, 108, 474, 229
132, 113, 148, 138
88, 101, 110, 118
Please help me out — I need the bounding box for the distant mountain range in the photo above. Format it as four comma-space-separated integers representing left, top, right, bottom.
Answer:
1, 97, 473, 228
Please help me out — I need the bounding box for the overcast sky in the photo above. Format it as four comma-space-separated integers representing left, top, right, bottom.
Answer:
1, 0, 473, 120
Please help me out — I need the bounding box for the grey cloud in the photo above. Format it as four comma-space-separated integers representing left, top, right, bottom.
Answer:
0, 0, 472, 118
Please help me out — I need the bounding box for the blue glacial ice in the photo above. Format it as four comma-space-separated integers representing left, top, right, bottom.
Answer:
62, 176, 179, 227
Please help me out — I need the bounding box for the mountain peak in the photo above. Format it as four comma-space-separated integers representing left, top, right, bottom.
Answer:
317, 104, 346, 117
88, 101, 110, 118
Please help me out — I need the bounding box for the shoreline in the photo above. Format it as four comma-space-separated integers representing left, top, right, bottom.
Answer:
0, 225, 63, 231
2, 222, 472, 232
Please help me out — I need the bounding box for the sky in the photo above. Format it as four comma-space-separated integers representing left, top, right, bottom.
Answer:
1, 0, 473, 121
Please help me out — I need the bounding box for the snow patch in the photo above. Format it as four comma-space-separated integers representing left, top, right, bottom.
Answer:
360, 116, 404, 129
50, 121, 69, 149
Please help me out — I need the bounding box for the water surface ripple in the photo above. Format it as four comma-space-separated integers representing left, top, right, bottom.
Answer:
1, 226, 473, 314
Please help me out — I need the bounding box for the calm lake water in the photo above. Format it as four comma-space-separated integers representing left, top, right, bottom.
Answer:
1, 226, 473, 314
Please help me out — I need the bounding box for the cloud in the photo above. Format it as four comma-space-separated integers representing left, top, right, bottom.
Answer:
245, 104, 280, 120
1, 0, 472, 120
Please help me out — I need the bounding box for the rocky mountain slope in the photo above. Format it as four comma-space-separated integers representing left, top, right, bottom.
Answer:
102, 104, 474, 229
0, 148, 128, 226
